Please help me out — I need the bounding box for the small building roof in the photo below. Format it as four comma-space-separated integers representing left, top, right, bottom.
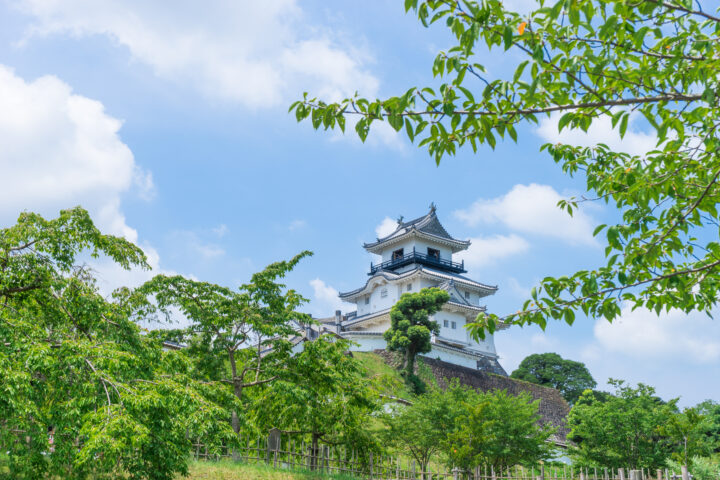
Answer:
364, 204, 471, 254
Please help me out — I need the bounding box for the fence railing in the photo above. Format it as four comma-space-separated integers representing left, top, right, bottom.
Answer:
191, 434, 703, 480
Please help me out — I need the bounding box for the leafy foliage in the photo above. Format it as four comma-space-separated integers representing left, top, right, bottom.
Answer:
382, 382, 472, 472
511, 352, 596, 404
667, 456, 720, 480
0, 207, 233, 480
567, 380, 676, 469
447, 389, 556, 471
138, 252, 312, 432
253, 336, 379, 466
383, 287, 449, 382
696, 400, 720, 454
291, 0, 720, 337
661, 407, 716, 468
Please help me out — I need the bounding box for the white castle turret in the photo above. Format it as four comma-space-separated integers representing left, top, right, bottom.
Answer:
322, 204, 508, 374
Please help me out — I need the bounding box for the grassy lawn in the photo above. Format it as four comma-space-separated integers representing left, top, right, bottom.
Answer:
353, 351, 413, 400
186, 461, 359, 480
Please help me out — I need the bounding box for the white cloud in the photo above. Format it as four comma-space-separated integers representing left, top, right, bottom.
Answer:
506, 276, 531, 298
92, 243, 162, 295
169, 230, 225, 260
330, 116, 407, 152
288, 219, 307, 231
536, 112, 658, 157
454, 183, 598, 246
0, 65, 150, 242
456, 234, 529, 269
212, 224, 228, 238
15, 0, 379, 108
375, 217, 398, 238
592, 305, 720, 364
500, 0, 540, 15
310, 278, 353, 315
530, 332, 555, 349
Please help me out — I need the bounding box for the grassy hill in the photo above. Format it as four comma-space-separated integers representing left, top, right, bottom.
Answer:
352, 351, 414, 400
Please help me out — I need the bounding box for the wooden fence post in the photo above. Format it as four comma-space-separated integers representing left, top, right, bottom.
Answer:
619, 469, 625, 480
680, 466, 689, 480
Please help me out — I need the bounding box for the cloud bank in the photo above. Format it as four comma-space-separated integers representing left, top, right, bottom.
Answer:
455, 183, 598, 246
16, 0, 379, 108
0, 65, 150, 242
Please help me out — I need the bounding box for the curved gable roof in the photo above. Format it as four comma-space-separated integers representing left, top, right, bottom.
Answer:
364, 206, 470, 253
338, 266, 497, 301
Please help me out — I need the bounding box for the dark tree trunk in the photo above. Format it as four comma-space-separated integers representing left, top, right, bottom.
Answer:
311, 433, 320, 471
405, 348, 416, 377
232, 383, 243, 434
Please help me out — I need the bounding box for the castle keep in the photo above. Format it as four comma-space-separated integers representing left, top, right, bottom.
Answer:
318, 205, 508, 375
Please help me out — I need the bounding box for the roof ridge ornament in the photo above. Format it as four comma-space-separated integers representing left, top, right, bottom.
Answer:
396, 215, 404, 225
429, 202, 437, 213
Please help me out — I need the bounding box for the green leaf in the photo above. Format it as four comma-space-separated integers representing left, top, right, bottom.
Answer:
619, 113, 629, 139
503, 25, 514, 51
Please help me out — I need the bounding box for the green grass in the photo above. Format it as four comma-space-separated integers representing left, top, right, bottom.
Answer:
354, 351, 440, 399
353, 351, 413, 400
0, 456, 360, 480
185, 461, 360, 480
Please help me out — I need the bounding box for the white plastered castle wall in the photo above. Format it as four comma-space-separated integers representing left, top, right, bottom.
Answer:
433, 310, 468, 343
421, 347, 480, 369
379, 238, 453, 263
344, 332, 484, 370
344, 334, 387, 352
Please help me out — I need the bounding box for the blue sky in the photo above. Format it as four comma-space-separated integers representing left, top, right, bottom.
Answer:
1, 0, 718, 406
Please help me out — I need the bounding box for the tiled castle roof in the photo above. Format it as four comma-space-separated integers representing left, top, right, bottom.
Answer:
338, 265, 497, 300
363, 205, 471, 253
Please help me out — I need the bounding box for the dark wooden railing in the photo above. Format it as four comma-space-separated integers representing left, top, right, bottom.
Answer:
370, 249, 465, 275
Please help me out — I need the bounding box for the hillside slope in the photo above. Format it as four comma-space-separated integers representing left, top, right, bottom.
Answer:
355, 350, 570, 443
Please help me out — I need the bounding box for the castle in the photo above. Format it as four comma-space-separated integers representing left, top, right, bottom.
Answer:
314, 204, 508, 375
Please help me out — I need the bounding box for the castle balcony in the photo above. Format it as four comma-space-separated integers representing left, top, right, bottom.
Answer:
369, 249, 466, 275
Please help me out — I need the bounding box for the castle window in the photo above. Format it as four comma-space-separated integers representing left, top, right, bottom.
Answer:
451, 321, 457, 329
407, 283, 412, 291
427, 247, 440, 260
380, 288, 388, 298
443, 320, 449, 327
364, 296, 370, 305
392, 248, 404, 260
465, 291, 470, 299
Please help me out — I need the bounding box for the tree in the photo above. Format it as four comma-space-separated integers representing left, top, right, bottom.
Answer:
291, 0, 720, 338
139, 252, 311, 433
661, 407, 713, 470
253, 336, 378, 469
447, 389, 556, 472
695, 400, 720, 453
567, 379, 676, 469
383, 288, 449, 380
383, 382, 472, 476
0, 208, 233, 480
511, 352, 596, 404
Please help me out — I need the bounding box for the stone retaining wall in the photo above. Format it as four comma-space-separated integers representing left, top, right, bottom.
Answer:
374, 349, 570, 442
